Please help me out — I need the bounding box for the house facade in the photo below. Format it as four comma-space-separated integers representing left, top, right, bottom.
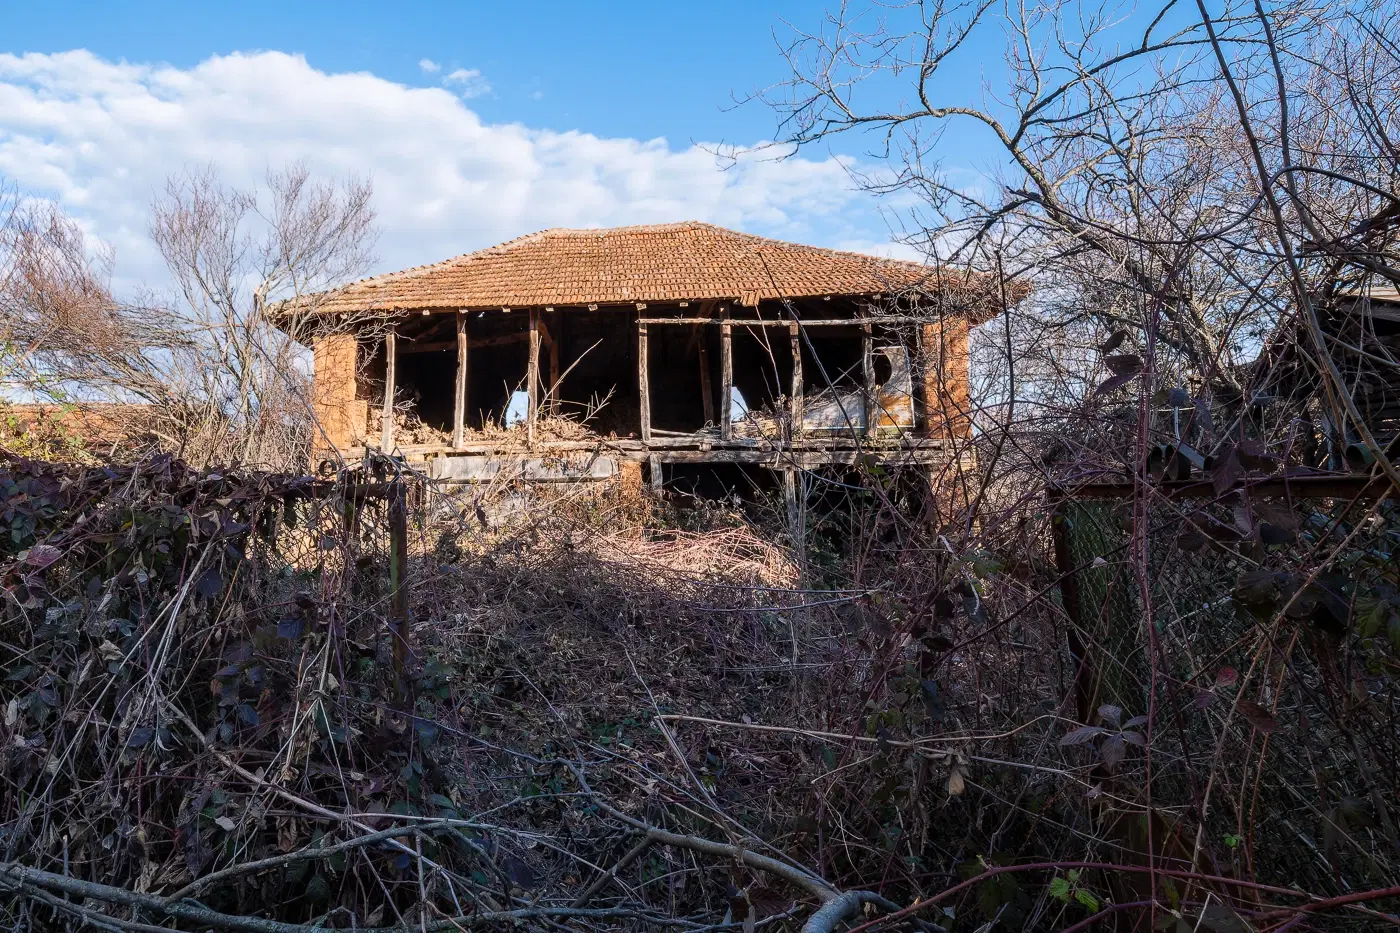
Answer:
278, 222, 1016, 490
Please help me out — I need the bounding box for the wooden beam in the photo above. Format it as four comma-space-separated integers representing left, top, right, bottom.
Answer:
789, 322, 803, 438
636, 317, 904, 326
861, 322, 874, 434
720, 312, 733, 442
452, 312, 468, 449
637, 320, 652, 443
527, 309, 541, 445
380, 326, 397, 452
697, 326, 715, 426
400, 331, 526, 353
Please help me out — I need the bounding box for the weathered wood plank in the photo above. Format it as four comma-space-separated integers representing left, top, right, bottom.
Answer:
452, 313, 469, 448
637, 321, 652, 443
720, 313, 733, 443
790, 323, 803, 439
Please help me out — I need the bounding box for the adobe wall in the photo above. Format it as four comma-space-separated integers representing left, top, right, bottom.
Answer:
919, 315, 971, 439
312, 334, 362, 453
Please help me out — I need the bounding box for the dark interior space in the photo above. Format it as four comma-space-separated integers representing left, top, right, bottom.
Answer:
659, 462, 781, 508
798, 327, 866, 394
398, 351, 456, 430
552, 311, 640, 436
466, 315, 529, 428
649, 324, 722, 433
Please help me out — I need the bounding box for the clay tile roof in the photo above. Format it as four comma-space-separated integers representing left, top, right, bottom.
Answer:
278, 222, 1014, 320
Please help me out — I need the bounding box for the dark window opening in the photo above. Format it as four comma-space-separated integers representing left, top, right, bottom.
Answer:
730, 324, 795, 425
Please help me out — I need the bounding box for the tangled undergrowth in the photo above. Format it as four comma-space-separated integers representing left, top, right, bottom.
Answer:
2, 450, 1399, 932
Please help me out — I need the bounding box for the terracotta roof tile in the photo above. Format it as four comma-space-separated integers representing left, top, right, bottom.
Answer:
281, 222, 1009, 319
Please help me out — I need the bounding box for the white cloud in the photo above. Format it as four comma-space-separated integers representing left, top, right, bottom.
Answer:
418, 58, 440, 74
0, 50, 905, 300
441, 67, 489, 98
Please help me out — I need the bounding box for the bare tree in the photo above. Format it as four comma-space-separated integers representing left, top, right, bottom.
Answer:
763, 0, 1400, 447
149, 162, 376, 468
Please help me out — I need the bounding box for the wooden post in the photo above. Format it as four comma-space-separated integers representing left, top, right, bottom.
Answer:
527, 309, 541, 446
697, 325, 715, 427
648, 453, 663, 492
783, 468, 805, 556
387, 477, 409, 705
720, 312, 733, 442
452, 312, 468, 449
637, 320, 652, 442
789, 323, 803, 439
380, 326, 397, 452
861, 321, 874, 434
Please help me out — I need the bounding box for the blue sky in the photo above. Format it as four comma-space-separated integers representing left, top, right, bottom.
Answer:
0, 1, 1011, 297
4, 0, 814, 145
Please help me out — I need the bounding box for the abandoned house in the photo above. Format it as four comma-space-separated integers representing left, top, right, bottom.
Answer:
277, 222, 1013, 494
1249, 283, 1400, 469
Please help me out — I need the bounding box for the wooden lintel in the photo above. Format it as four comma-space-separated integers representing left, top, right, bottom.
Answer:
380, 327, 397, 452
452, 312, 468, 449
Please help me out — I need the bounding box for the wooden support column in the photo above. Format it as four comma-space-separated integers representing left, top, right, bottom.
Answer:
452, 312, 468, 449
783, 468, 805, 556
789, 323, 803, 438
637, 320, 652, 442
380, 326, 397, 452
697, 325, 715, 427
720, 311, 733, 442
648, 454, 663, 492
861, 321, 874, 434
527, 309, 541, 446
